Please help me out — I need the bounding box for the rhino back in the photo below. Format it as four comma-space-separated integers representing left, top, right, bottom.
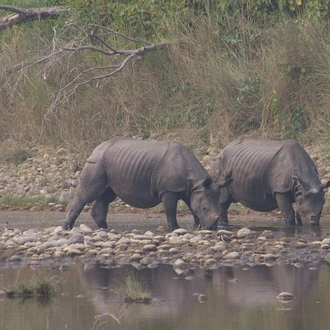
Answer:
102, 138, 195, 206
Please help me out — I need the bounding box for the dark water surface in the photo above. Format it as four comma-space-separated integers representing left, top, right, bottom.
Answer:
1, 211, 330, 330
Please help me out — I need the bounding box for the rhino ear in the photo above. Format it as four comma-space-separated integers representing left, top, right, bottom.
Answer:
293, 174, 309, 190
219, 177, 233, 188
202, 177, 213, 188
321, 180, 330, 190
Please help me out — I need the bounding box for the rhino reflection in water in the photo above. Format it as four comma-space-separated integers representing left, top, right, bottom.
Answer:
77, 264, 319, 322
63, 137, 232, 231
210, 136, 330, 226
77, 264, 208, 320
213, 265, 319, 308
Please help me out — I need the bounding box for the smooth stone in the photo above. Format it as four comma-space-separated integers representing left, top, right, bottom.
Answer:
142, 244, 157, 252
211, 242, 227, 252
321, 238, 330, 245
128, 254, 142, 262
79, 224, 93, 233
237, 228, 252, 238
276, 292, 295, 301
223, 252, 240, 260
168, 236, 185, 245
69, 234, 84, 244
173, 228, 188, 235
217, 229, 233, 236
173, 259, 185, 267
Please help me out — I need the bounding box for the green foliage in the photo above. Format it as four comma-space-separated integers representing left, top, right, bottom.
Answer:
2, 278, 55, 300
0, 193, 57, 208
2, 1, 330, 155
115, 273, 152, 304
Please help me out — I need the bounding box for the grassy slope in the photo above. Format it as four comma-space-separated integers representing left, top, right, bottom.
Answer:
1, 5, 330, 160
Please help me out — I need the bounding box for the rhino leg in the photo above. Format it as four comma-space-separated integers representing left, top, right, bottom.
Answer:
182, 198, 200, 229
63, 162, 108, 230
91, 188, 117, 229
161, 192, 180, 230
275, 193, 296, 225
63, 196, 86, 230
219, 201, 231, 225
295, 212, 303, 226
218, 189, 232, 225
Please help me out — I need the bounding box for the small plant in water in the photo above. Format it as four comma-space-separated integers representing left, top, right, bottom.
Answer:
116, 274, 152, 304
2, 278, 55, 301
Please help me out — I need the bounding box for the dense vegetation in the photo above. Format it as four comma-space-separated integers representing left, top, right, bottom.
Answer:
1, 0, 330, 161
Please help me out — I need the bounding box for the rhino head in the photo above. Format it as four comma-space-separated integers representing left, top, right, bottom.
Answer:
190, 173, 233, 230
293, 175, 330, 225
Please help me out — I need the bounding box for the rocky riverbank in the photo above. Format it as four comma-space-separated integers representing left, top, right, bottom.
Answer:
1, 142, 330, 272
1, 222, 330, 271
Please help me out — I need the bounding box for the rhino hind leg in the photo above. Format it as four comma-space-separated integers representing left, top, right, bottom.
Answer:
275, 193, 296, 225
63, 162, 108, 230
62, 196, 86, 230
91, 188, 117, 229
161, 192, 179, 230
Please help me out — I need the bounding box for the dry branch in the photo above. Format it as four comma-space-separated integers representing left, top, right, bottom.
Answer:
0, 5, 70, 31
1, 12, 169, 115
45, 23, 169, 115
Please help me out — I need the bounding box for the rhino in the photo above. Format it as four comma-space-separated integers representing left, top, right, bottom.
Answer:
210, 136, 330, 226
63, 137, 232, 231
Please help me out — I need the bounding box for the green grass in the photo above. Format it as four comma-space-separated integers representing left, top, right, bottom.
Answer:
115, 274, 152, 304
0, 196, 56, 209
2, 10, 330, 156
2, 278, 55, 301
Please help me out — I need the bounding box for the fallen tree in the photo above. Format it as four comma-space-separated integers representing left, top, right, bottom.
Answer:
0, 4, 70, 31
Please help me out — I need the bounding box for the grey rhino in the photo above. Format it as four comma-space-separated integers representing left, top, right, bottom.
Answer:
210, 136, 330, 226
63, 137, 232, 230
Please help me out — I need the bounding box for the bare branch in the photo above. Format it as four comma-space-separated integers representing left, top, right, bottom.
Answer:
0, 5, 70, 31
44, 23, 169, 115
1, 16, 169, 115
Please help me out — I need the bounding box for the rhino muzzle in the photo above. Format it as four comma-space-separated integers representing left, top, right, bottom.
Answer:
203, 215, 220, 230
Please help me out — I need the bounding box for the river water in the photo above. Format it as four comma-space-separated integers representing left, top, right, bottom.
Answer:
1, 211, 330, 330
1, 262, 330, 330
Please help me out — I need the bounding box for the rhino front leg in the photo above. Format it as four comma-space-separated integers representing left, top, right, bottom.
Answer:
218, 189, 232, 226
275, 193, 296, 225
161, 192, 179, 230
182, 198, 200, 229
295, 212, 303, 226
91, 188, 117, 229
219, 201, 231, 225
